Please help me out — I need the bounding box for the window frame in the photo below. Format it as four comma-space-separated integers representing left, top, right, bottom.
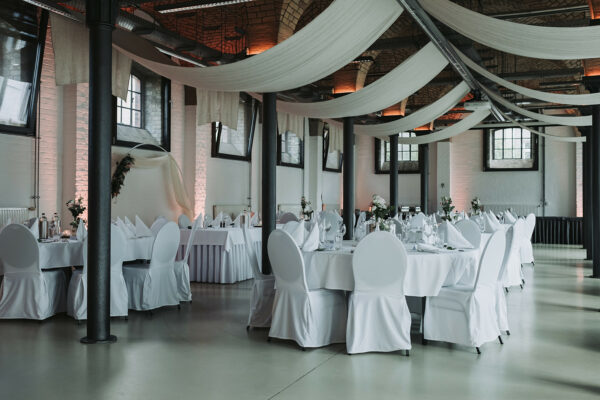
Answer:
374, 136, 420, 174
116, 74, 143, 129
483, 127, 539, 172
0, 8, 48, 137
277, 128, 304, 169
322, 126, 343, 172
211, 96, 257, 162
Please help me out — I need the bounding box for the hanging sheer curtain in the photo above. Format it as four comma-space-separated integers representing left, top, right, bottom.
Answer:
196, 89, 240, 130
420, 0, 600, 60
277, 113, 304, 137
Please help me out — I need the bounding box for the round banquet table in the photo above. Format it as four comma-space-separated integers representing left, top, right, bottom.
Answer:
302, 241, 480, 297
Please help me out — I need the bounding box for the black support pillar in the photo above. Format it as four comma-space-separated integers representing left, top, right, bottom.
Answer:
582, 127, 593, 260
82, 0, 117, 344
261, 93, 277, 275
584, 76, 600, 278
420, 143, 430, 215
389, 134, 398, 217
343, 117, 355, 240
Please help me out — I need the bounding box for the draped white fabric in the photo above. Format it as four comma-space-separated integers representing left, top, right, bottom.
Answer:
396, 109, 490, 145
196, 89, 240, 130
354, 82, 471, 137
484, 89, 592, 126
114, 0, 402, 92
129, 153, 194, 218
456, 48, 600, 106
328, 124, 344, 152
50, 14, 132, 99
277, 112, 304, 136
275, 43, 447, 118
420, 0, 600, 60
497, 109, 585, 143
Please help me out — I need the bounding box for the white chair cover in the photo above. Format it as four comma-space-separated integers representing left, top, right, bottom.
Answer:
424, 230, 506, 349
438, 221, 474, 249
67, 225, 129, 320
454, 220, 482, 249
174, 216, 202, 302
123, 222, 180, 310
282, 220, 305, 246
242, 226, 275, 328
483, 212, 502, 233
268, 229, 347, 348
150, 216, 169, 236
279, 212, 299, 224
521, 214, 535, 264
347, 231, 411, 354
178, 214, 192, 229
495, 226, 514, 334
0, 224, 66, 320
502, 219, 525, 288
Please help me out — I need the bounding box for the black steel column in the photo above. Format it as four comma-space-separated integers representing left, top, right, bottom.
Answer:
389, 134, 398, 217
584, 76, 600, 278
343, 117, 355, 240
261, 93, 277, 275
82, 0, 117, 344
420, 143, 430, 215
582, 127, 593, 260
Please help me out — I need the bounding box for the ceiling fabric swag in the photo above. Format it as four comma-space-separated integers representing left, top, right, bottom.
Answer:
455, 48, 600, 106
113, 0, 402, 92
196, 89, 240, 130
419, 0, 600, 60
396, 109, 490, 145
50, 14, 132, 100
484, 88, 592, 126
277, 113, 304, 136
497, 110, 585, 143
276, 42, 448, 118
354, 82, 471, 137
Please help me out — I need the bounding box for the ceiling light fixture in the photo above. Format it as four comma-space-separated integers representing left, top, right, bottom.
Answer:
21, 0, 79, 20
155, 0, 255, 14
156, 47, 206, 67
350, 56, 375, 64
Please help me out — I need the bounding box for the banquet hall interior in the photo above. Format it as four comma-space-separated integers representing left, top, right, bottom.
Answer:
0, 0, 599, 399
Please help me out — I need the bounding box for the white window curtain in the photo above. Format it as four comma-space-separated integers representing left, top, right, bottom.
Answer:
196, 89, 240, 130
113, 0, 402, 92
328, 124, 344, 153
277, 113, 304, 137
420, 0, 600, 60
50, 14, 132, 100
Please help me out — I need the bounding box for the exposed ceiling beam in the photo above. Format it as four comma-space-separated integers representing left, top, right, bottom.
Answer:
488, 5, 589, 19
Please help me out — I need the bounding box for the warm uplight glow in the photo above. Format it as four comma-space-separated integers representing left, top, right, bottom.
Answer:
584, 58, 600, 76
246, 44, 275, 55
332, 86, 356, 94
382, 108, 405, 117
589, 0, 600, 19
414, 122, 434, 131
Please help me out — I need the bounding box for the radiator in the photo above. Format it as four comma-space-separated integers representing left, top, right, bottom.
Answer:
0, 207, 30, 227
483, 203, 540, 217
533, 217, 583, 245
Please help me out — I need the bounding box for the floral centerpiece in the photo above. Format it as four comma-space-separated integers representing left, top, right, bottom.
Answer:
300, 196, 314, 220
66, 197, 86, 231
471, 197, 482, 215
440, 196, 455, 221
370, 194, 394, 231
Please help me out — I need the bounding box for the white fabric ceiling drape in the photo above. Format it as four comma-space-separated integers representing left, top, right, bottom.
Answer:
455, 48, 600, 106
196, 89, 240, 130
484, 88, 592, 126
420, 0, 600, 60
354, 82, 471, 137
50, 14, 132, 99
114, 0, 402, 92
497, 110, 585, 143
396, 109, 490, 144
276, 42, 448, 118
328, 124, 344, 152
277, 113, 304, 136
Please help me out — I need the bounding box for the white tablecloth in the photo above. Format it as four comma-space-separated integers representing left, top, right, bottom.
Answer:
178, 227, 262, 283
39, 236, 154, 269
302, 242, 479, 297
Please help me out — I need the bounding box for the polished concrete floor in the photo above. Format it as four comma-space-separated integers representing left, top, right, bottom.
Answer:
0, 245, 599, 400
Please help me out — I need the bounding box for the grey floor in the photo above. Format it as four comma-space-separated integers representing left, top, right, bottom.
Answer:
0, 246, 599, 400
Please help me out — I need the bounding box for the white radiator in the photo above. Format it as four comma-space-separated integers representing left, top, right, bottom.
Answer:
483, 203, 540, 217
0, 207, 30, 226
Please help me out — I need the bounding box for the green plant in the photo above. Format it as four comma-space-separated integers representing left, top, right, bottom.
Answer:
66, 197, 86, 229
111, 154, 135, 199
440, 196, 455, 221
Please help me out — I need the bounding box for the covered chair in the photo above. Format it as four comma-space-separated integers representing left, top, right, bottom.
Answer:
123, 222, 180, 311
178, 214, 192, 229
502, 219, 525, 289
243, 226, 275, 329
0, 224, 66, 320
174, 215, 202, 303
521, 213, 536, 264
278, 212, 299, 224
454, 219, 482, 249
150, 216, 169, 236
67, 225, 129, 320
424, 230, 506, 353
495, 226, 515, 336
267, 229, 347, 349
346, 231, 411, 355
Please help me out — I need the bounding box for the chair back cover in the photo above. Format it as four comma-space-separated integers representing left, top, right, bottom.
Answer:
0, 224, 40, 275
474, 230, 506, 288
182, 215, 203, 265
454, 219, 482, 248
279, 212, 299, 224
150, 216, 169, 236
267, 229, 308, 292
352, 231, 408, 295
242, 225, 262, 279
178, 214, 192, 229
110, 224, 126, 271
150, 222, 180, 268
525, 213, 536, 239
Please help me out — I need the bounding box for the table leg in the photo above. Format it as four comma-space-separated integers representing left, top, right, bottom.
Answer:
421, 297, 427, 345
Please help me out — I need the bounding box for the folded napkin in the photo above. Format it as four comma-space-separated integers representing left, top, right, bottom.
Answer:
76, 222, 87, 241
135, 215, 153, 237
210, 212, 223, 228
302, 220, 320, 251
283, 220, 305, 246
484, 212, 502, 233
29, 218, 39, 239
504, 211, 517, 224
417, 243, 442, 253
116, 217, 135, 239
124, 216, 137, 237
410, 212, 426, 229
232, 214, 241, 228
223, 214, 233, 226
488, 210, 501, 224
439, 221, 474, 249
250, 213, 259, 226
